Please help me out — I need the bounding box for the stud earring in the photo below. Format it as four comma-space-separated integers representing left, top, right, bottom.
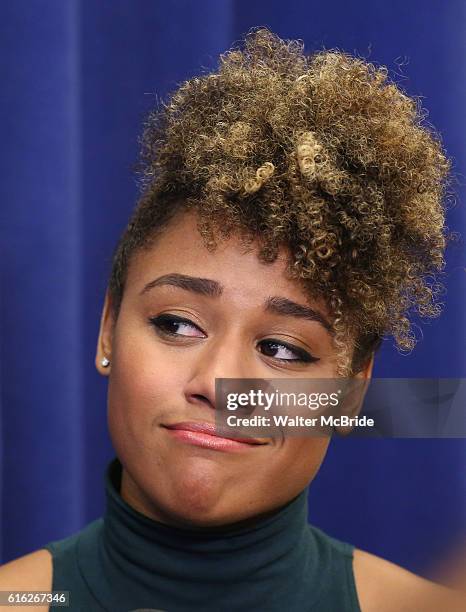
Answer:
101, 357, 110, 368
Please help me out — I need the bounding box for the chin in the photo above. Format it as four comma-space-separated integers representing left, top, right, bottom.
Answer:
165, 473, 233, 523
160, 472, 267, 529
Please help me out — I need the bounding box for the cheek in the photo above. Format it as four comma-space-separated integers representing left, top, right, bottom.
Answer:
106, 324, 188, 454
276, 437, 330, 491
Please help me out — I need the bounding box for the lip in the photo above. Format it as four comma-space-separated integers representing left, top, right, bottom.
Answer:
163, 421, 268, 452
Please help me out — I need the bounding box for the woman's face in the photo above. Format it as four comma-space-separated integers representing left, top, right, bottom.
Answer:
96, 209, 372, 528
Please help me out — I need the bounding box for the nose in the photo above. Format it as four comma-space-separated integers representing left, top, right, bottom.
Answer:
183, 331, 254, 411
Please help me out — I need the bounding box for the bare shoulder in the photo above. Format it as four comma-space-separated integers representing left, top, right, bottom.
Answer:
0, 549, 52, 611
353, 548, 466, 612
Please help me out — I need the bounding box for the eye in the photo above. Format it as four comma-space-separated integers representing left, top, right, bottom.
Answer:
258, 339, 319, 363
149, 314, 205, 338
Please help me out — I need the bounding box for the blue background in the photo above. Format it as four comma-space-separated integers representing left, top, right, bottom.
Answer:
1, 0, 465, 578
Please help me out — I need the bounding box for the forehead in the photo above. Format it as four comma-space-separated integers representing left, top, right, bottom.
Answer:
125, 210, 331, 316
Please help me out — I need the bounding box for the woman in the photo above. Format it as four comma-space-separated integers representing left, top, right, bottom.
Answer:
1, 28, 463, 611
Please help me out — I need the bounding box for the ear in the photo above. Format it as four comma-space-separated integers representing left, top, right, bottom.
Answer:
95, 290, 116, 377
334, 352, 375, 436
354, 352, 375, 381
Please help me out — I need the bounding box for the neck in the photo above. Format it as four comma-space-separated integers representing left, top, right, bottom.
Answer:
72, 456, 357, 611
119, 464, 304, 532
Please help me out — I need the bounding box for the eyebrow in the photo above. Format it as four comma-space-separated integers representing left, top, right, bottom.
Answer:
264, 296, 334, 335
139, 273, 222, 298
139, 273, 333, 334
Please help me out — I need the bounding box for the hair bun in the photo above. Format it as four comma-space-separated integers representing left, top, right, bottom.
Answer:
296, 131, 324, 180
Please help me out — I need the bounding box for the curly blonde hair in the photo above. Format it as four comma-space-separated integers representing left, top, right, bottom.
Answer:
108, 28, 453, 376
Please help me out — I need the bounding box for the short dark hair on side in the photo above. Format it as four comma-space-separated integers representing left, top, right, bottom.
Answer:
107, 28, 452, 376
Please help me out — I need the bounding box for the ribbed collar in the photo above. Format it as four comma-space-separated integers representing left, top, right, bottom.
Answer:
78, 457, 321, 611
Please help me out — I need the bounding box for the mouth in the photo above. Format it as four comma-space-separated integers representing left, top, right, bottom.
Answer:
162, 421, 268, 452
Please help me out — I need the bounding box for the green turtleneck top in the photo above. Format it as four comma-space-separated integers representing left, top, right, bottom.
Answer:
43, 457, 361, 611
